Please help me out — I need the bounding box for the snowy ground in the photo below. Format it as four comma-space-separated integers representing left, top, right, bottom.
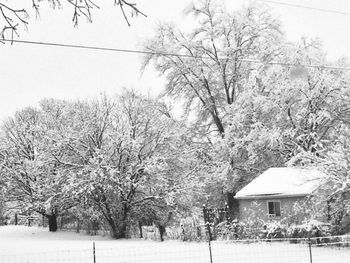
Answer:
0, 225, 349, 263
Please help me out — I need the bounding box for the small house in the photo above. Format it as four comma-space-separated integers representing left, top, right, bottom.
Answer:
234, 167, 327, 223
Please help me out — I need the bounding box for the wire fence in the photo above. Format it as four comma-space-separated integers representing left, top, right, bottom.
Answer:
1, 235, 350, 263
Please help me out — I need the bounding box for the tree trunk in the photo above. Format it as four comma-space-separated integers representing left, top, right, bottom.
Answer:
118, 222, 127, 238
110, 222, 118, 238
110, 222, 127, 239
76, 219, 80, 233
104, 204, 129, 239
47, 214, 58, 232
210, 110, 225, 137
113, 204, 129, 239
139, 221, 143, 238
157, 224, 166, 242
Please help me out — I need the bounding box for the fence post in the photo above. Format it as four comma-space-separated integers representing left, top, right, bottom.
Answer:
203, 204, 213, 263
308, 234, 313, 263
93, 242, 96, 263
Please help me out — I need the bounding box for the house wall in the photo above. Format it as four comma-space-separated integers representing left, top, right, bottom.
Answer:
238, 196, 325, 225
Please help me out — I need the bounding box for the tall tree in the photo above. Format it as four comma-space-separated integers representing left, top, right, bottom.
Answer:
316, 128, 350, 233
0, 92, 207, 237
0, 107, 69, 231
42, 91, 195, 238
226, 39, 350, 191
143, 0, 282, 136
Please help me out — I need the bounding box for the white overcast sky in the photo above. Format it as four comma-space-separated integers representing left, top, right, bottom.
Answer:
1, 0, 350, 121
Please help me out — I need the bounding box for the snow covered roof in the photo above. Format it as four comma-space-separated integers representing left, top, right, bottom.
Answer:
234, 167, 326, 199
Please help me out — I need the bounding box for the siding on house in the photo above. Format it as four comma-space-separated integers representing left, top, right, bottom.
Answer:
238, 195, 328, 224
238, 196, 307, 223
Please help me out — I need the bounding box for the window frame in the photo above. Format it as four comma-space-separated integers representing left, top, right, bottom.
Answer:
267, 200, 281, 217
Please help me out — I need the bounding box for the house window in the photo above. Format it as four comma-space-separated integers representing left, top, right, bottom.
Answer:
267, 201, 281, 217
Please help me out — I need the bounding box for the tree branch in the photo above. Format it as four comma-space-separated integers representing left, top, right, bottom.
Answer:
0, 0, 146, 40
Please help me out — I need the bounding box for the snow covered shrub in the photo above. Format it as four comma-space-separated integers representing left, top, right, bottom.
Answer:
328, 202, 350, 235
263, 222, 287, 239
215, 220, 263, 240
215, 220, 241, 240
214, 221, 227, 239
286, 220, 331, 243
332, 214, 350, 235
241, 201, 266, 228
86, 217, 100, 236
178, 216, 203, 241
286, 225, 308, 241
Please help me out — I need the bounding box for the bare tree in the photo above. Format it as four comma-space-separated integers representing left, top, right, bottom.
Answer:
142, 0, 282, 137
0, 0, 146, 40
41, 92, 185, 238
0, 107, 67, 231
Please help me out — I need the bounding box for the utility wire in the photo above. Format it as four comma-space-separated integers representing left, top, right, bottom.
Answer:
257, 0, 350, 16
2, 38, 350, 71
1, 39, 198, 58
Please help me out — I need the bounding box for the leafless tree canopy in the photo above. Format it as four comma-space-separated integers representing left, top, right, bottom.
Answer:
0, 0, 146, 40
142, 1, 282, 136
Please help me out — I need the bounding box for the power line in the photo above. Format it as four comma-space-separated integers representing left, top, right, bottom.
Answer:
2, 38, 350, 71
257, 0, 350, 16
2, 38, 195, 58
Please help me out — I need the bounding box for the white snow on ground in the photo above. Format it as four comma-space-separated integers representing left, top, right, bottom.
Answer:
0, 225, 350, 263
0, 225, 113, 254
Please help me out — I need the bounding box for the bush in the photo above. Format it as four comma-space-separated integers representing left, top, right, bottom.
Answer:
263, 222, 287, 239
286, 220, 331, 244
215, 220, 263, 240
215, 219, 333, 242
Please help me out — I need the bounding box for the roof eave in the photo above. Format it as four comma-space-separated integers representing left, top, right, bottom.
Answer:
234, 193, 309, 200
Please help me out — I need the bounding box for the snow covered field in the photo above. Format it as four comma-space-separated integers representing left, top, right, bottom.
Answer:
0, 225, 349, 263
